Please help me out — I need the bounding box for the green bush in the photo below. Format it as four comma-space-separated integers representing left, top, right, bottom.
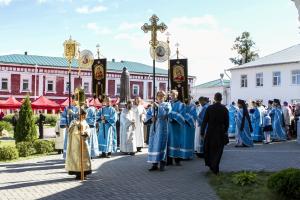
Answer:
0, 121, 13, 132
45, 114, 58, 127
232, 171, 257, 186
267, 168, 300, 199
2, 114, 13, 124
16, 141, 35, 157
33, 140, 54, 154
15, 96, 37, 143
0, 146, 19, 161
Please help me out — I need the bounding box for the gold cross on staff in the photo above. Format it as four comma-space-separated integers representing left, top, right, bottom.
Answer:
141, 14, 168, 48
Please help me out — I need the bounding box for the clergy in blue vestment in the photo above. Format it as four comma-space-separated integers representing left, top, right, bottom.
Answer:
97, 97, 117, 158
250, 101, 263, 141
195, 97, 209, 157
269, 99, 287, 141
228, 102, 238, 138
235, 99, 254, 147
147, 91, 171, 171
167, 90, 185, 166
86, 99, 100, 158
61, 97, 79, 159
181, 97, 198, 159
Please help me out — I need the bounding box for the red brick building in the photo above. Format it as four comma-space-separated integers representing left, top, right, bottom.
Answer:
0, 54, 195, 103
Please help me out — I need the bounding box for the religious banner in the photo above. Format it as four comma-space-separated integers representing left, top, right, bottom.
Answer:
170, 59, 188, 102
92, 58, 107, 99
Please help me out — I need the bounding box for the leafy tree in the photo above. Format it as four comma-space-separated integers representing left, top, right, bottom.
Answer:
15, 96, 37, 143
230, 31, 259, 65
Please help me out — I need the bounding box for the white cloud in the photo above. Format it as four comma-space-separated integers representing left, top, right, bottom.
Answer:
76, 4, 107, 14
115, 15, 236, 84
118, 22, 142, 31
0, 0, 12, 6
86, 22, 111, 35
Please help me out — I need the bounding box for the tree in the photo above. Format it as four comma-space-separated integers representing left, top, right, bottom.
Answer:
230, 31, 259, 65
15, 96, 37, 143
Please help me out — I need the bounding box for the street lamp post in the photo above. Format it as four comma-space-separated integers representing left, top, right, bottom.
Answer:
34, 64, 38, 100
141, 14, 167, 103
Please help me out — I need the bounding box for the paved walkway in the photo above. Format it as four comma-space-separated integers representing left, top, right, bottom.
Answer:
0, 141, 299, 200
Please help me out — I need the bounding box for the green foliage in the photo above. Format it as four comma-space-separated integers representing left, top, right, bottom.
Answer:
16, 141, 35, 157
2, 114, 13, 124
0, 146, 19, 161
0, 121, 13, 132
230, 31, 259, 65
15, 96, 37, 143
44, 114, 58, 127
33, 140, 54, 154
232, 171, 257, 186
267, 168, 300, 199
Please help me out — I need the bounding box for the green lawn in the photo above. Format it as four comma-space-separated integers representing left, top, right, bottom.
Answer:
207, 172, 287, 200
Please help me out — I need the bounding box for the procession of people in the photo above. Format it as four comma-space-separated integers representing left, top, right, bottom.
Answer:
57, 87, 299, 180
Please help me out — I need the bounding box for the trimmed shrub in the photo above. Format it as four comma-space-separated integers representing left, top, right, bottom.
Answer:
0, 146, 19, 161
33, 140, 54, 154
232, 171, 257, 186
15, 96, 37, 143
267, 168, 300, 199
2, 114, 13, 124
45, 115, 58, 127
16, 141, 35, 157
0, 121, 13, 132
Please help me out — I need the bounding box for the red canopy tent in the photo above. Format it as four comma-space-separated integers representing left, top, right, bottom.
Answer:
89, 98, 102, 108
31, 96, 60, 110
60, 98, 70, 109
0, 96, 22, 109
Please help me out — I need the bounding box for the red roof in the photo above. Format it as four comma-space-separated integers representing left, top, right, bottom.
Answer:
0, 96, 22, 109
31, 96, 60, 109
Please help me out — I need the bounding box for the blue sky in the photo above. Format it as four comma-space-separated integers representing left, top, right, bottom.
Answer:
0, 0, 299, 84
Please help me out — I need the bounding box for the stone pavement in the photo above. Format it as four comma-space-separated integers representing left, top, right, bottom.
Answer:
0, 141, 299, 200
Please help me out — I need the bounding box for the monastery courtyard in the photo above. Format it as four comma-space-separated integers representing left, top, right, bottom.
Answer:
0, 140, 299, 200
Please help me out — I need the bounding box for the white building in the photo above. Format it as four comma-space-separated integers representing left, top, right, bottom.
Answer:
229, 44, 300, 104
191, 78, 231, 105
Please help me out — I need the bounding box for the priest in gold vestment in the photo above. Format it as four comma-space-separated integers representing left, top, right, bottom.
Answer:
65, 109, 92, 180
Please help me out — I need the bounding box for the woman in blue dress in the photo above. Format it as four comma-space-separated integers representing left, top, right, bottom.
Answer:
235, 99, 254, 147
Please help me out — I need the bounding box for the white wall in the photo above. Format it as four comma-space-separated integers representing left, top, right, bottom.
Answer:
230, 62, 300, 104
191, 86, 231, 105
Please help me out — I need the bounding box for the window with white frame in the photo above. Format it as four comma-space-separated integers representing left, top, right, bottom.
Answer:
241, 75, 247, 88
22, 79, 29, 91
116, 84, 120, 95
273, 71, 281, 86
47, 80, 54, 92
1, 78, 8, 90
65, 81, 70, 92
83, 82, 89, 93
132, 84, 139, 96
292, 70, 300, 85
256, 73, 263, 87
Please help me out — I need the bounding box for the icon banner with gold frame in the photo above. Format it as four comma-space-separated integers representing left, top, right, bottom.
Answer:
170, 58, 188, 102
92, 58, 107, 98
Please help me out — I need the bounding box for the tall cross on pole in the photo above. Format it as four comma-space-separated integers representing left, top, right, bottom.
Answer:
141, 14, 167, 103
166, 32, 171, 101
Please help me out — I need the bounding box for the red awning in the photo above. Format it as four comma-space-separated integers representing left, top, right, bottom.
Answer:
0, 96, 22, 109
31, 96, 60, 110
89, 98, 102, 108
60, 98, 70, 108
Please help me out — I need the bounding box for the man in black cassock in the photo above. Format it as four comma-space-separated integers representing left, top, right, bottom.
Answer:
200, 92, 229, 175
37, 111, 46, 139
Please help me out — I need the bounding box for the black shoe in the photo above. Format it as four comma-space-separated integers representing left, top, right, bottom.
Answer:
75, 175, 81, 180
160, 161, 166, 171
129, 152, 135, 156
148, 165, 159, 171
